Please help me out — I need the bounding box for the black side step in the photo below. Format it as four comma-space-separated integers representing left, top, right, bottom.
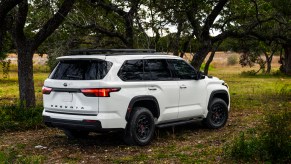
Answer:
156, 118, 202, 128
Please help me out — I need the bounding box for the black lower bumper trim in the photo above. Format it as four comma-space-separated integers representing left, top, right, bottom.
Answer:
45, 110, 97, 116
43, 116, 102, 131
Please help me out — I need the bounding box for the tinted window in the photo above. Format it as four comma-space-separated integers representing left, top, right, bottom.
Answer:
167, 59, 196, 80
50, 60, 112, 80
118, 60, 144, 81
145, 59, 172, 80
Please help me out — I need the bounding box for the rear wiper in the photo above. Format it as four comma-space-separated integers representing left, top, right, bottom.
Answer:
66, 75, 82, 79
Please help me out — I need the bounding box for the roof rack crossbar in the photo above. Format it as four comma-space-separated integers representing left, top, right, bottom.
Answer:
69, 49, 156, 55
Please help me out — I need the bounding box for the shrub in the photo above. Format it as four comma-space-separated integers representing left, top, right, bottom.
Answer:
241, 70, 258, 76
0, 105, 44, 132
225, 111, 291, 163
227, 54, 238, 65
0, 59, 11, 78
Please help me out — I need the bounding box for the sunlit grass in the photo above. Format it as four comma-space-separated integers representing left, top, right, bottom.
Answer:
0, 61, 290, 163
0, 65, 49, 106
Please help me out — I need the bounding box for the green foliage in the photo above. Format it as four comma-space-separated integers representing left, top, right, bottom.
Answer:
0, 105, 44, 132
200, 62, 215, 72
227, 132, 264, 160
0, 59, 11, 78
0, 52, 8, 61
0, 147, 44, 163
240, 70, 258, 76
227, 54, 238, 65
226, 111, 291, 163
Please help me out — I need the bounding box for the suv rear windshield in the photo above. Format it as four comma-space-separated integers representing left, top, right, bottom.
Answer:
50, 60, 112, 80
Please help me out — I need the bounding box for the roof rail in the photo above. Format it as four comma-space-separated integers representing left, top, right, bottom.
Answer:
69, 49, 156, 55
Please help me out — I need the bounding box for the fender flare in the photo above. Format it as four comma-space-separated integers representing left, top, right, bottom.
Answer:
125, 95, 160, 121
208, 90, 229, 110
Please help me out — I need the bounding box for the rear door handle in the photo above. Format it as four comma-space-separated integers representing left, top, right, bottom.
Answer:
180, 85, 187, 89
148, 87, 157, 91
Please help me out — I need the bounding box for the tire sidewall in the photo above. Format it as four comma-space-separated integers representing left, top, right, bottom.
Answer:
128, 107, 155, 146
206, 98, 228, 129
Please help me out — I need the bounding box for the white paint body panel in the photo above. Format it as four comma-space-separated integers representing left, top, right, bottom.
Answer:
42, 54, 230, 130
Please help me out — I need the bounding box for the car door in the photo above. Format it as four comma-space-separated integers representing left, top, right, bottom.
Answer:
167, 59, 207, 119
144, 59, 180, 122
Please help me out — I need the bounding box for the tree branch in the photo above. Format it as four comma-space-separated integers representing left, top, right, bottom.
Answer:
72, 23, 128, 46
33, 0, 75, 50
128, 0, 141, 16
0, 0, 23, 21
13, 0, 28, 43
185, 3, 200, 37
90, 0, 127, 17
201, 0, 228, 38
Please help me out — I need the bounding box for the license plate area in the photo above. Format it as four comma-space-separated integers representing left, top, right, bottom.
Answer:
61, 92, 73, 102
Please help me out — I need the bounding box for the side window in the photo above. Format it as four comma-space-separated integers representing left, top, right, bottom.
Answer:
118, 60, 144, 81
144, 59, 172, 80
167, 59, 196, 80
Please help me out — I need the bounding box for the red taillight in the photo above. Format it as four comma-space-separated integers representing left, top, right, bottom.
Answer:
81, 88, 120, 97
42, 86, 52, 94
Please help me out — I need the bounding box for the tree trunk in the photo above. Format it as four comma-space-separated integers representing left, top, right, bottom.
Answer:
283, 44, 291, 75
191, 45, 212, 70
17, 45, 35, 107
125, 18, 134, 48
173, 21, 183, 56
263, 52, 273, 74
203, 41, 222, 75
180, 32, 195, 58
0, 23, 4, 53
204, 50, 215, 75
266, 60, 271, 74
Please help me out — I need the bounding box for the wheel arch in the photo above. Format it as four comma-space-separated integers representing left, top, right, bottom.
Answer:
208, 90, 229, 110
125, 95, 160, 121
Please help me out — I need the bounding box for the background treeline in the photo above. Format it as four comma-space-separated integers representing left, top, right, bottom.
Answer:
0, 0, 290, 107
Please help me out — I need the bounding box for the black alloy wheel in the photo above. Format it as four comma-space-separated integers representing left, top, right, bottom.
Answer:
203, 98, 228, 129
136, 114, 152, 140
123, 107, 155, 146
209, 103, 227, 127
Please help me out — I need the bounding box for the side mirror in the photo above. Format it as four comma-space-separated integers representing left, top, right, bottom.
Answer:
194, 71, 205, 80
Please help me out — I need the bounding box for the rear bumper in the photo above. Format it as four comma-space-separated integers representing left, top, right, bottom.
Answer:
43, 116, 102, 131
42, 109, 127, 130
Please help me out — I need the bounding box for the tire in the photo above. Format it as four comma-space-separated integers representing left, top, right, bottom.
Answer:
203, 98, 228, 129
63, 129, 89, 139
123, 107, 155, 146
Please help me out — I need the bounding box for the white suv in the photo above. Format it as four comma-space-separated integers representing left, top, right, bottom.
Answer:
42, 49, 230, 146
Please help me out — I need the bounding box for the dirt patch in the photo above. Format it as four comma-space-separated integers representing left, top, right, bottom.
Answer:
0, 109, 257, 163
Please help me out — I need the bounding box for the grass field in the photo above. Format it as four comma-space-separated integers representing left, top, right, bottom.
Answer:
0, 57, 290, 163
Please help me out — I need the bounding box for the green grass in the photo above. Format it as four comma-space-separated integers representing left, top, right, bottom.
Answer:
0, 64, 49, 106
0, 64, 290, 163
0, 64, 48, 132
225, 110, 291, 163
0, 105, 44, 132
0, 146, 45, 163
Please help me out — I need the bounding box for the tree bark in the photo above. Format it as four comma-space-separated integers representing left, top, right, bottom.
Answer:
266, 60, 271, 74
264, 52, 273, 74
173, 21, 183, 56
125, 17, 134, 48
17, 44, 35, 107
204, 41, 222, 75
180, 32, 195, 58
283, 44, 291, 75
11, 0, 75, 107
0, 0, 23, 53
204, 50, 215, 75
191, 44, 212, 70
